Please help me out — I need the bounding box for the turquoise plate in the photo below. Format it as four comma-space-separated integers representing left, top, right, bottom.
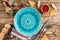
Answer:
14, 7, 42, 36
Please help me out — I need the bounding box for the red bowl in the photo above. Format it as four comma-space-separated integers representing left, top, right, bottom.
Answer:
41, 4, 50, 13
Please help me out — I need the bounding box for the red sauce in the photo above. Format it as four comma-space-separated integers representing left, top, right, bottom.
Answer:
22, 5, 27, 8
41, 5, 49, 13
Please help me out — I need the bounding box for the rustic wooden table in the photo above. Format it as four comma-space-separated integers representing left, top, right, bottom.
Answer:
0, 0, 60, 40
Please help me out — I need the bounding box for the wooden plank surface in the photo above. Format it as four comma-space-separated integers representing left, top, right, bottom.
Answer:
0, 0, 60, 40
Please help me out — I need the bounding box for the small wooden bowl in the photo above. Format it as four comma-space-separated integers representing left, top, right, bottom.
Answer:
41, 4, 50, 13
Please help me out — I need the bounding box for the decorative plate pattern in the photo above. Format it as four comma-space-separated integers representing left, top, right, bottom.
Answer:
14, 7, 42, 36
